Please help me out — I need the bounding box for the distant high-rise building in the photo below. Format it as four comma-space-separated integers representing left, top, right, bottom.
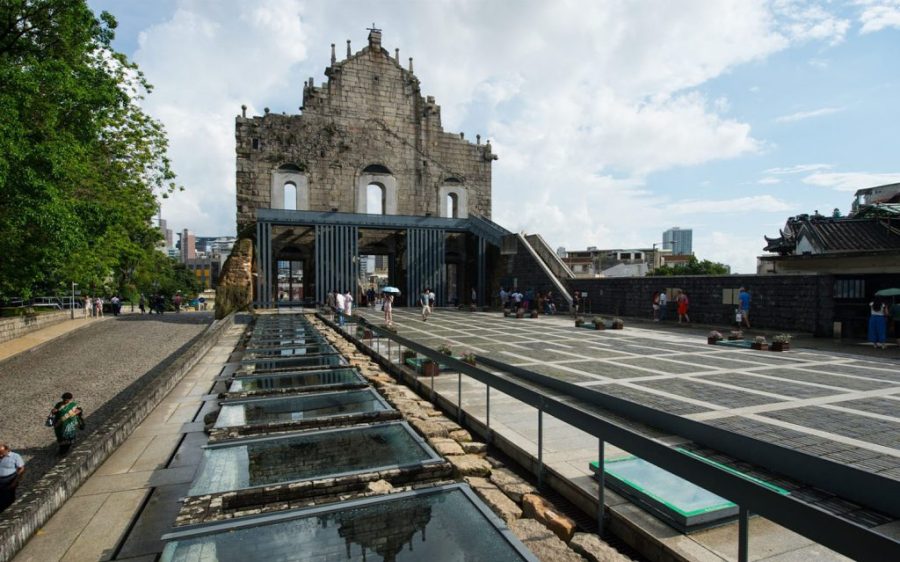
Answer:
181, 229, 197, 262
663, 227, 692, 255
157, 218, 173, 251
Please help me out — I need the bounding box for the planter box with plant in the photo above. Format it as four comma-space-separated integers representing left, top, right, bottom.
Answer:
771, 334, 792, 352
462, 352, 477, 366
437, 343, 453, 356
422, 360, 440, 377
708, 331, 723, 345
728, 330, 743, 341
592, 317, 605, 330
530, 310, 539, 318
575, 317, 585, 327
516, 308, 525, 318
611, 318, 624, 330
751, 336, 768, 351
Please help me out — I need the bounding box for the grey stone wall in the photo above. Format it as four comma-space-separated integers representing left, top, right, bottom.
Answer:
0, 310, 68, 345
236, 29, 495, 230
570, 275, 834, 335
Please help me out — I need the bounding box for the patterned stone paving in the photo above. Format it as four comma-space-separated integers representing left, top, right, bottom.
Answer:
357, 308, 900, 483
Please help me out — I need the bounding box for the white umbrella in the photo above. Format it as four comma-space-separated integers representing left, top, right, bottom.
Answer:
382, 286, 401, 294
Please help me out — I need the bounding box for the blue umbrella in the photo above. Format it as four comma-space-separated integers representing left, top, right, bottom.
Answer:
382, 286, 401, 294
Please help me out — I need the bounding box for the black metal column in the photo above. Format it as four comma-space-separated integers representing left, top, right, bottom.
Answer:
315, 225, 359, 304
405, 228, 446, 307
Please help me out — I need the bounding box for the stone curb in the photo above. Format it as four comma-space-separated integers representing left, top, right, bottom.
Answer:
0, 313, 236, 562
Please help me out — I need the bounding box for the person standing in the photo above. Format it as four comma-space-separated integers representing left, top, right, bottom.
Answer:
868, 299, 888, 349
739, 287, 751, 328
83, 295, 91, 318
420, 288, 432, 321
677, 291, 690, 323
335, 290, 346, 326
499, 287, 509, 311
0, 443, 25, 513
471, 286, 477, 306
111, 295, 120, 316
139, 294, 146, 314
50, 392, 84, 455
383, 292, 394, 326
94, 296, 103, 317
658, 290, 668, 322
367, 287, 376, 308
651, 291, 660, 321
343, 289, 353, 320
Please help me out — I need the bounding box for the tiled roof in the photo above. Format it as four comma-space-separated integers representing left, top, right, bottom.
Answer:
763, 216, 900, 255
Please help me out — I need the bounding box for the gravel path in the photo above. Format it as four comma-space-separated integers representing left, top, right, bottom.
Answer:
0, 313, 212, 489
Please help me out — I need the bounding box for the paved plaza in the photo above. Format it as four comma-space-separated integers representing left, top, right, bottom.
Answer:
355, 307, 900, 560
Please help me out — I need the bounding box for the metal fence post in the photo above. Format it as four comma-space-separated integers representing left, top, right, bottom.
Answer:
738, 506, 749, 562
486, 385, 491, 439
597, 439, 606, 536
457, 370, 463, 423
537, 406, 544, 488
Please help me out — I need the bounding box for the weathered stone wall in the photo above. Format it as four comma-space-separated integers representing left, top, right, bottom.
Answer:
0, 310, 69, 345
236, 29, 495, 229
215, 238, 254, 319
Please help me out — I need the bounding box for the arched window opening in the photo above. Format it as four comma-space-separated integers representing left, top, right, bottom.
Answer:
446, 193, 459, 218
367, 183, 385, 215
283, 182, 297, 210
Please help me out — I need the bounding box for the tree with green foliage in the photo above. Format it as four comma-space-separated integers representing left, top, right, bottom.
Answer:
649, 255, 730, 276
0, 0, 181, 300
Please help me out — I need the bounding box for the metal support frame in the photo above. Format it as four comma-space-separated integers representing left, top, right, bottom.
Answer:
405, 227, 446, 307
476, 236, 486, 306
457, 371, 462, 423
314, 224, 358, 304
255, 221, 274, 306
486, 385, 491, 439
334, 316, 900, 561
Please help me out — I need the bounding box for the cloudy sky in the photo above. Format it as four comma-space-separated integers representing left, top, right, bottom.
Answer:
87, 0, 900, 273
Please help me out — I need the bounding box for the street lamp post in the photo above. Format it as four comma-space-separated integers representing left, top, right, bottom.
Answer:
71, 282, 78, 320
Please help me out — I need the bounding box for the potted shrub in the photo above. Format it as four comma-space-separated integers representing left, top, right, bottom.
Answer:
611, 318, 624, 330
728, 330, 743, 341
503, 309, 511, 317
462, 351, 477, 366
708, 331, 723, 345
516, 308, 525, 318
751, 336, 768, 351
530, 309, 539, 318
437, 343, 453, 356
771, 334, 792, 352
422, 359, 440, 377
592, 317, 606, 330
401, 349, 417, 364
575, 316, 585, 327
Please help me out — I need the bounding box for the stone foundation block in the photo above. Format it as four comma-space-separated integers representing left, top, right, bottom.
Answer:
523, 493, 577, 543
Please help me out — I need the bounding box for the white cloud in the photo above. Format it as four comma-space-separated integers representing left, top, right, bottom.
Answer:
775, 106, 844, 123
803, 171, 900, 191
758, 177, 782, 184
697, 232, 766, 274
773, 1, 851, 45
764, 163, 832, 174
667, 195, 792, 215
858, 1, 900, 33
123, 0, 854, 251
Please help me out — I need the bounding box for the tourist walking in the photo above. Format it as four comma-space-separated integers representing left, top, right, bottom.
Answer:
658, 290, 668, 321
139, 294, 146, 314
367, 287, 376, 308
677, 291, 690, 323
173, 293, 182, 313
499, 287, 509, 311
651, 292, 660, 321
49, 392, 84, 455
383, 292, 394, 326
420, 288, 432, 321
111, 295, 120, 316
0, 443, 25, 513
83, 295, 91, 318
572, 292, 581, 317
335, 289, 346, 326
94, 296, 103, 317
739, 287, 751, 328
868, 298, 888, 349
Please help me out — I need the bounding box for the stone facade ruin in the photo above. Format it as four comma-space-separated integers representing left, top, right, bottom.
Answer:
235, 28, 497, 232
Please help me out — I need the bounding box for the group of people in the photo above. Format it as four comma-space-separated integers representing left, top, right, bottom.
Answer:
499, 287, 558, 314
868, 298, 900, 349
138, 294, 169, 314
325, 289, 354, 326
650, 290, 692, 323
1, 392, 85, 514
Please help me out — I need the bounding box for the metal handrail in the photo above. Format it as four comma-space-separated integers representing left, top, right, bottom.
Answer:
340, 315, 899, 561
